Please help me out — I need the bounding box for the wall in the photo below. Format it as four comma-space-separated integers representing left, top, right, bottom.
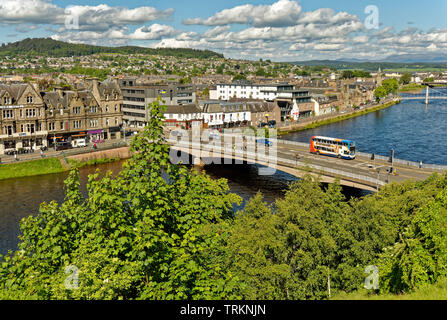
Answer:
67, 146, 131, 163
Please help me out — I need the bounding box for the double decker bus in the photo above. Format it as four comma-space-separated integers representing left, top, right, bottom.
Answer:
310, 136, 356, 160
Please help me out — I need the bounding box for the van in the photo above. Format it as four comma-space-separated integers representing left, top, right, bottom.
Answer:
72, 139, 87, 148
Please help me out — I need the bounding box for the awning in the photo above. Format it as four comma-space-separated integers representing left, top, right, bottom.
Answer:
88, 130, 103, 135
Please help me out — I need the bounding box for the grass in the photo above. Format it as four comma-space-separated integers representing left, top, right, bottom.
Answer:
398, 83, 425, 93
0, 158, 65, 181
67, 157, 121, 169
0, 156, 123, 181
279, 100, 399, 136
333, 278, 447, 300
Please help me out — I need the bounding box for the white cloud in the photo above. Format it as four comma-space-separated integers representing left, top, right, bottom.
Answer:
183, 0, 302, 27
0, 0, 174, 33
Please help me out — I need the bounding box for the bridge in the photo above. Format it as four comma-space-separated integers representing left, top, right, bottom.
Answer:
400, 85, 447, 104
168, 134, 447, 193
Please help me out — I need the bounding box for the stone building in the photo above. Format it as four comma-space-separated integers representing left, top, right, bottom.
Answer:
0, 79, 123, 155
0, 83, 48, 153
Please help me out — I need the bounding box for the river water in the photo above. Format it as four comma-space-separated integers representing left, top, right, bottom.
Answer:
284, 92, 447, 165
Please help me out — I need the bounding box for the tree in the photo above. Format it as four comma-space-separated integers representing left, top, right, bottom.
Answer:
341, 70, 354, 79
374, 86, 388, 101
0, 100, 243, 300
226, 193, 289, 299
400, 72, 412, 85
382, 78, 399, 95
379, 187, 447, 294
232, 74, 247, 82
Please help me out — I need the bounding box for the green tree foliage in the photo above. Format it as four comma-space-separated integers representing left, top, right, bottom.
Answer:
382, 78, 399, 95
0, 100, 242, 300
0, 38, 224, 59
225, 173, 447, 299
232, 74, 247, 82
374, 86, 388, 101
379, 186, 447, 294
400, 72, 412, 85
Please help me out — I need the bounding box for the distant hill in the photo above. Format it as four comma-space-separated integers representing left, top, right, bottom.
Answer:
0, 38, 224, 59
292, 59, 447, 71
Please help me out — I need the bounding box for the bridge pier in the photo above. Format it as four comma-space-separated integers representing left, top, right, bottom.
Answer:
426, 86, 429, 105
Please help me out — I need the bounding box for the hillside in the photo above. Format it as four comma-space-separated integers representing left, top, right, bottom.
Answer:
292, 60, 447, 71
0, 38, 224, 59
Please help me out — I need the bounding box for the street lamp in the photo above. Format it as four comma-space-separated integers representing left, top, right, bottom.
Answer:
376, 167, 381, 191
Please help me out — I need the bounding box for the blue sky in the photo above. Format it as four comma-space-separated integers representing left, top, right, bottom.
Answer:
1, 0, 447, 61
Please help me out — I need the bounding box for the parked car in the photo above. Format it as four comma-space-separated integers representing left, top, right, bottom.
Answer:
256, 138, 273, 147
171, 130, 183, 137
209, 133, 220, 140
56, 141, 72, 150
268, 120, 277, 128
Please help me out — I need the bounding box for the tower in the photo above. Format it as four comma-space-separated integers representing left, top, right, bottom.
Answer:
376, 67, 383, 86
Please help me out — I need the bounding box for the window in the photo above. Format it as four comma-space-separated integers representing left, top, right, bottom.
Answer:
60, 122, 64, 130
27, 96, 33, 103
73, 120, 81, 129
25, 109, 36, 118
2, 110, 13, 119
106, 118, 110, 126
115, 117, 118, 125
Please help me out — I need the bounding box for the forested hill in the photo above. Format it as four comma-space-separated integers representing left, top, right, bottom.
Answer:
0, 38, 224, 59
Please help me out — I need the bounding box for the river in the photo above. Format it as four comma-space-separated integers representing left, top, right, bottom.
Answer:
284, 92, 447, 165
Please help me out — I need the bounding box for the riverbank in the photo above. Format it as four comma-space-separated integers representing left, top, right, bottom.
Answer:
278, 99, 400, 136
0, 146, 131, 181
0, 158, 66, 181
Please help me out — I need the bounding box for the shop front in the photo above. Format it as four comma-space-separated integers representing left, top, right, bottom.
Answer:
88, 129, 104, 144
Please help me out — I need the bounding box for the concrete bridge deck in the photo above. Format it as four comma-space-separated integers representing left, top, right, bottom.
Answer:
168, 135, 446, 192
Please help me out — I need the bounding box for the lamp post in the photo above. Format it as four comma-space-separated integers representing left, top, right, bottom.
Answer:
376, 167, 381, 191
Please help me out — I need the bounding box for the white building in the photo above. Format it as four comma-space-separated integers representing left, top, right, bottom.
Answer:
211, 81, 294, 101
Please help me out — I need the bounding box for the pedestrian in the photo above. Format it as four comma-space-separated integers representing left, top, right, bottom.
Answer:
40, 149, 44, 158
14, 153, 17, 161
419, 161, 423, 169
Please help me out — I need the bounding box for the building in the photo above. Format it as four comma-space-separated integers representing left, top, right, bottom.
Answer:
119, 78, 196, 130
212, 81, 294, 101
163, 104, 203, 130
247, 101, 280, 127
0, 83, 48, 153
0, 80, 124, 155
273, 89, 313, 121
88, 78, 123, 141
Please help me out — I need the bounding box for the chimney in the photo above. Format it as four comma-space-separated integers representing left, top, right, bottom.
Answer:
89, 77, 100, 91
53, 86, 63, 96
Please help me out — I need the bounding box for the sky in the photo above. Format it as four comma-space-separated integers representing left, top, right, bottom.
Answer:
1, 0, 447, 61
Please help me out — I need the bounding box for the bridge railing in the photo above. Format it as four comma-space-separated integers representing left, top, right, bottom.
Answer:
273, 138, 447, 171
